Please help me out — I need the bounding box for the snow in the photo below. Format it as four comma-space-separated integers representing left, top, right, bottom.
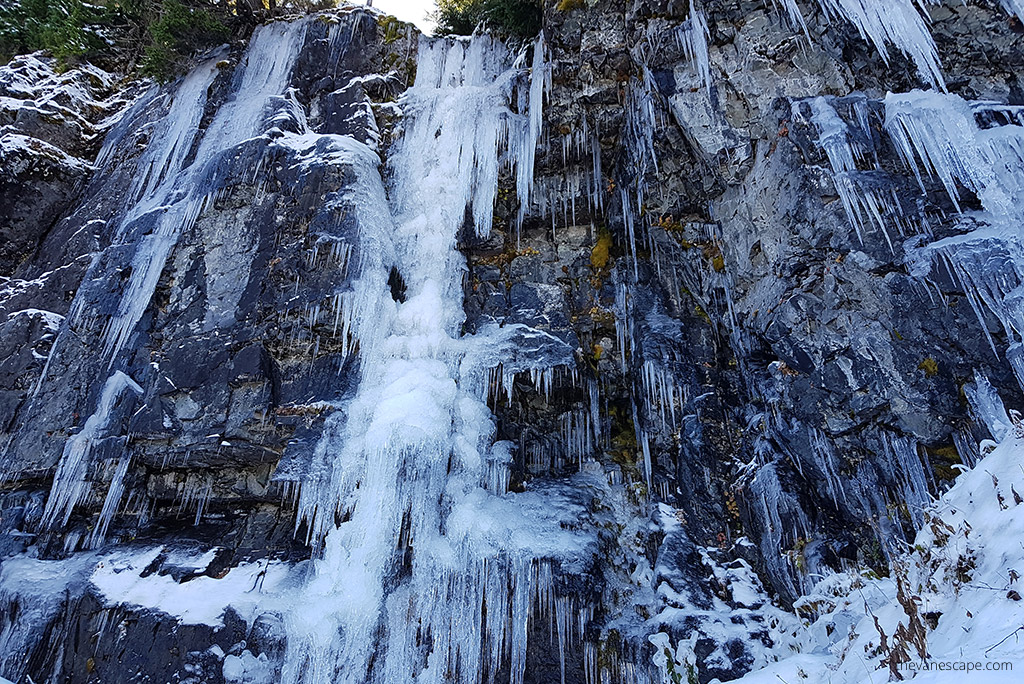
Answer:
726, 418, 1024, 684
90, 547, 293, 627
0, 52, 114, 115
5, 308, 64, 331
0, 131, 92, 173
224, 650, 276, 684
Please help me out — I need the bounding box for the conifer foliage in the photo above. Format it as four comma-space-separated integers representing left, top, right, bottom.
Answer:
0, 0, 295, 78
434, 0, 542, 39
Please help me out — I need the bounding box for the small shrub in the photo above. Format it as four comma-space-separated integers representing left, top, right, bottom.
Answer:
0, 0, 108, 66
435, 0, 542, 39
142, 0, 229, 81
917, 357, 939, 377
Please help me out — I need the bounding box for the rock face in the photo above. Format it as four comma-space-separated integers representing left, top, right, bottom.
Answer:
1, 1, 1024, 683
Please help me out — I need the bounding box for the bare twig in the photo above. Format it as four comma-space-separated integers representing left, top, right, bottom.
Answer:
984, 624, 1024, 655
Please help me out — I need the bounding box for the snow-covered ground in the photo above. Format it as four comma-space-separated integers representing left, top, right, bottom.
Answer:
721, 431, 1024, 683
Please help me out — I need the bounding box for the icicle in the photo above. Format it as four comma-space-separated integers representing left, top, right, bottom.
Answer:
41, 371, 143, 529
885, 91, 1024, 218
588, 379, 602, 448
746, 463, 812, 598
631, 401, 653, 489
617, 70, 660, 280
774, 0, 811, 37
964, 370, 1012, 442
89, 456, 132, 547
808, 428, 846, 507
675, 1, 712, 93
879, 432, 932, 528
614, 281, 634, 372
999, 0, 1024, 21
559, 410, 593, 466
952, 426, 980, 469
816, 0, 945, 89
513, 33, 549, 230
179, 473, 214, 525
640, 360, 686, 430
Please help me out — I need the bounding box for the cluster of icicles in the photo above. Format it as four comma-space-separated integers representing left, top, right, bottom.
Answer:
531, 0, 1024, 264
26, 11, 637, 684
279, 27, 610, 684
792, 91, 1024, 394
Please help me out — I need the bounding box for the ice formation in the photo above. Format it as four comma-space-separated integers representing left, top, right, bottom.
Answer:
886, 91, 1024, 387
97, 20, 307, 362
275, 32, 599, 684
778, 0, 945, 88
675, 1, 711, 93
34, 19, 312, 540
40, 370, 143, 529
15, 23, 598, 684
7, 2, 1024, 683
800, 89, 1024, 395
795, 95, 912, 250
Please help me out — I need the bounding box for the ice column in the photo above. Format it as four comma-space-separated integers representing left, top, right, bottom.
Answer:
283, 32, 578, 684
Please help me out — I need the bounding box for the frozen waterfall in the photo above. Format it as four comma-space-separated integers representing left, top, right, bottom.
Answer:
280, 31, 596, 684
38, 19, 309, 532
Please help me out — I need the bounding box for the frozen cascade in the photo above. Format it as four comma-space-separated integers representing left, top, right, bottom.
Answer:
822, 0, 944, 89
96, 20, 308, 362
747, 464, 812, 599
38, 19, 310, 535
886, 91, 1024, 387
282, 32, 599, 684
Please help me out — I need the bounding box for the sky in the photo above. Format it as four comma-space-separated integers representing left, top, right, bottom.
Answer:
370, 0, 437, 32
